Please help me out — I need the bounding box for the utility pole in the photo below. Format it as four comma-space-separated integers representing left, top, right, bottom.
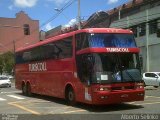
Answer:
13, 40, 15, 58
13, 40, 16, 76
146, 9, 149, 72
118, 7, 121, 20
78, 0, 81, 30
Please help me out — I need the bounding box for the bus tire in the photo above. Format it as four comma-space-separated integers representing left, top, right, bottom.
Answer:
66, 87, 76, 106
22, 83, 27, 96
154, 86, 158, 88
26, 83, 32, 97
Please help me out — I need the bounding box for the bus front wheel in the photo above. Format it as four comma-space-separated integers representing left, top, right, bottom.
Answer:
66, 87, 76, 106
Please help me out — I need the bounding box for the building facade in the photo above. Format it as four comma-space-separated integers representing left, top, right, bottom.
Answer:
85, 0, 160, 72
0, 11, 39, 53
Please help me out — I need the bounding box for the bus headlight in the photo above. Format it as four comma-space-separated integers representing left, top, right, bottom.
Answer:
135, 83, 144, 89
95, 87, 111, 92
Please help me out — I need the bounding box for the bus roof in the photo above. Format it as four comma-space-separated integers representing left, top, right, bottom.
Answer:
16, 28, 133, 53
76, 28, 133, 34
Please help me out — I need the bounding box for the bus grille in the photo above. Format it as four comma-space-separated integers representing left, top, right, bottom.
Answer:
111, 86, 134, 90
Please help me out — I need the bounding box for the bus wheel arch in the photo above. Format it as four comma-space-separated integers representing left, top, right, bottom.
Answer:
65, 84, 76, 105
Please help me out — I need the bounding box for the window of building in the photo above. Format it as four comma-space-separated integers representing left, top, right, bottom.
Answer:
130, 26, 137, 37
139, 23, 146, 37
24, 24, 30, 35
149, 20, 157, 34
150, 1, 160, 8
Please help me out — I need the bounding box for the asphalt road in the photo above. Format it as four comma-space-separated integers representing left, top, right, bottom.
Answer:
0, 82, 160, 120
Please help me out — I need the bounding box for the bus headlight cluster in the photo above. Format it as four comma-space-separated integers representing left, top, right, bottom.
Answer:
100, 96, 108, 99
98, 87, 111, 91
135, 83, 144, 89
138, 93, 144, 96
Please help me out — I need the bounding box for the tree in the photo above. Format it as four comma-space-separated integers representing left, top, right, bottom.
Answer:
0, 52, 14, 75
0, 54, 4, 75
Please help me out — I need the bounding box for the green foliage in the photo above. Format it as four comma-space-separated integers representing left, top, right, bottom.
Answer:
0, 55, 4, 75
0, 52, 15, 75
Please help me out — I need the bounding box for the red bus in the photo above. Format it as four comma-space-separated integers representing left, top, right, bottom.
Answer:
15, 28, 145, 105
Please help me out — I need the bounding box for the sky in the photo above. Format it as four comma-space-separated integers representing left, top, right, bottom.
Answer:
0, 0, 130, 31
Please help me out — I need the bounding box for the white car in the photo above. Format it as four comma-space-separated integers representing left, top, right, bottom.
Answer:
142, 72, 160, 88
8, 75, 14, 80
0, 75, 11, 88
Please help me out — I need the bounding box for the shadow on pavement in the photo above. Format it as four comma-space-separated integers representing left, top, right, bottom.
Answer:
16, 92, 143, 112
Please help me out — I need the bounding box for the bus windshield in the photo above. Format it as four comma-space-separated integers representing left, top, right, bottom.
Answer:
88, 33, 136, 48
76, 33, 136, 51
76, 53, 142, 84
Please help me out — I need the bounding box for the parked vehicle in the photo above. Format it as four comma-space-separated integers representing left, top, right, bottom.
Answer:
142, 72, 160, 88
8, 75, 14, 80
0, 75, 11, 88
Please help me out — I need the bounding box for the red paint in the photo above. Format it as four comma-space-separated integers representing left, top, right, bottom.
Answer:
76, 47, 140, 55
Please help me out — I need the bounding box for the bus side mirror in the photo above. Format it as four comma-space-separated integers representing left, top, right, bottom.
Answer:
87, 80, 91, 86
157, 29, 160, 37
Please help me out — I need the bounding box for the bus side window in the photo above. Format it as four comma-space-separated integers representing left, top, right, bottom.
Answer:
76, 33, 89, 51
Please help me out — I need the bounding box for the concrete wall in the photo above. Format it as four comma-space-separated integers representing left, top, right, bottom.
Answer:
110, 6, 160, 28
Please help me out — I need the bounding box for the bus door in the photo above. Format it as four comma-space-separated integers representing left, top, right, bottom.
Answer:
76, 54, 93, 102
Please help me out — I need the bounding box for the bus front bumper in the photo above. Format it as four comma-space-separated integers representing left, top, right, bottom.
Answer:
92, 89, 145, 105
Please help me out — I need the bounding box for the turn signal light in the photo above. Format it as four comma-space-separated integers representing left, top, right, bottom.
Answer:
95, 87, 111, 92
135, 83, 144, 89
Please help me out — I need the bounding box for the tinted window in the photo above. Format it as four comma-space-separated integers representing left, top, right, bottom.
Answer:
76, 33, 136, 51
139, 23, 146, 36
53, 37, 73, 59
149, 20, 157, 34
23, 50, 32, 61
16, 52, 25, 64
130, 26, 137, 37
88, 33, 136, 48
76, 53, 141, 84
0, 76, 8, 80
145, 73, 151, 77
145, 73, 157, 78
16, 36, 73, 64
76, 33, 89, 51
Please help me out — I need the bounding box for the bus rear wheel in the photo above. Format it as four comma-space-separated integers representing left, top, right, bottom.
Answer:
66, 87, 76, 106
22, 84, 27, 96
27, 83, 32, 96
154, 86, 158, 88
